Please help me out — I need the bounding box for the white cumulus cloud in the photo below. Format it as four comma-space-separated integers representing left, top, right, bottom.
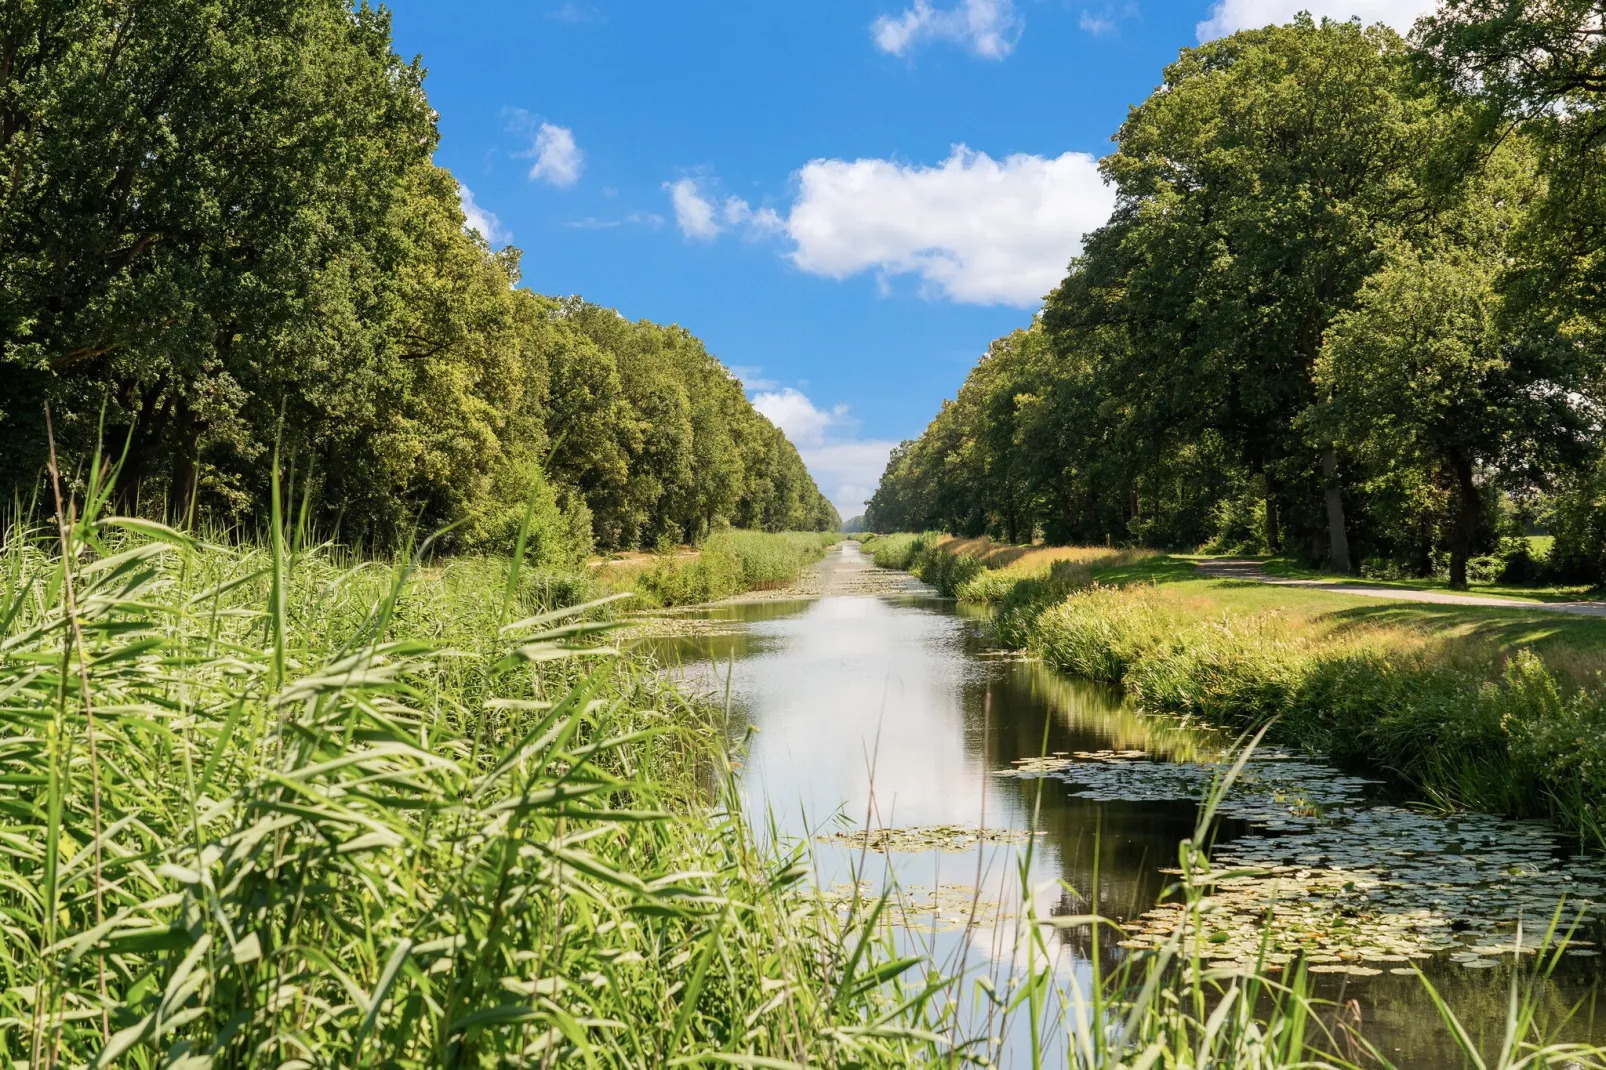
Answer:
457, 183, 510, 244
524, 122, 584, 187
872, 0, 1023, 58
1196, 0, 1435, 39
753, 388, 847, 450
786, 145, 1113, 306
667, 178, 784, 242
668, 178, 722, 240
804, 443, 896, 522
752, 388, 894, 520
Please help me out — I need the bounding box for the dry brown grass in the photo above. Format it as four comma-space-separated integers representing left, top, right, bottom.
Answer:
932, 535, 1158, 573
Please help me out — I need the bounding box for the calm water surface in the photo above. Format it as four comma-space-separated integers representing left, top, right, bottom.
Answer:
647, 542, 1605, 1067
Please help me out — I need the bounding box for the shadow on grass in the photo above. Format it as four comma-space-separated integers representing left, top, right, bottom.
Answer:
1314, 601, 1606, 654
1258, 556, 1602, 604
1087, 555, 1199, 586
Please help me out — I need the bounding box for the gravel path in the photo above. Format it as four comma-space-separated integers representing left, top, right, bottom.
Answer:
1194, 558, 1606, 617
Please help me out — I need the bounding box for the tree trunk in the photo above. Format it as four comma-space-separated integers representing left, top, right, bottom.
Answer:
1264, 476, 1281, 553
1321, 446, 1351, 574
1449, 454, 1478, 591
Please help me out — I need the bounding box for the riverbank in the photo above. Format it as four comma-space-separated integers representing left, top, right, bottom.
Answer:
591, 528, 842, 606
868, 533, 1606, 841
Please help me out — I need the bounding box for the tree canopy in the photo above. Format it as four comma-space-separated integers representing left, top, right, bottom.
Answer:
0, 0, 836, 550
869, 15, 1606, 588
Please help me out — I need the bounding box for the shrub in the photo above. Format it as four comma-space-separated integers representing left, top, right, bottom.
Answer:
1494, 651, 1606, 831
1201, 492, 1269, 555
461, 456, 593, 568
1547, 459, 1606, 584
910, 546, 984, 595
864, 531, 940, 570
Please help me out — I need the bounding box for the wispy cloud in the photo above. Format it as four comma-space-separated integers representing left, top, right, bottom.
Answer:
666, 177, 783, 242
567, 212, 664, 230
1197, 0, 1431, 38
1079, 3, 1137, 35
545, 1, 604, 23
729, 365, 780, 391
872, 0, 1022, 59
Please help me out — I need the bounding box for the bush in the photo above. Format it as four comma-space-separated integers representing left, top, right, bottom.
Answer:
461, 456, 593, 568
1497, 537, 1546, 585
1494, 651, 1606, 832
1201, 492, 1268, 555
633, 535, 744, 606
863, 531, 940, 570
910, 546, 984, 595
1547, 459, 1606, 584
1358, 556, 1416, 580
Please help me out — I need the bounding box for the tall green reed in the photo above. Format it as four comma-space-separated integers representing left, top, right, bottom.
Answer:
0, 486, 935, 1066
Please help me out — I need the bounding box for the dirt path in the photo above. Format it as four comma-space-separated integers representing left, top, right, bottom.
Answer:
1194, 558, 1606, 618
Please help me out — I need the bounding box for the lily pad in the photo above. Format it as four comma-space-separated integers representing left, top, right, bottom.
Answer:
817, 824, 1042, 853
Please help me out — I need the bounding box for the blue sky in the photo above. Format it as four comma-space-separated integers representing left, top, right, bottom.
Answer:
385, 0, 1428, 520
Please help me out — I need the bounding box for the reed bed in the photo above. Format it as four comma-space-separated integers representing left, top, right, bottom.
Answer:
0, 468, 932, 1066
598, 529, 839, 606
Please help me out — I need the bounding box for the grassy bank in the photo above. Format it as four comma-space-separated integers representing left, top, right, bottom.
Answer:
595, 529, 841, 607
890, 534, 1606, 840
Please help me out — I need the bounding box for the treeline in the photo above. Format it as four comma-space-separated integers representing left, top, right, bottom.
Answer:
0, 0, 835, 553
868, 11, 1606, 588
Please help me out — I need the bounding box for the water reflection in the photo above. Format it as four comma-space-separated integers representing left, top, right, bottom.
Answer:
645, 542, 1605, 1066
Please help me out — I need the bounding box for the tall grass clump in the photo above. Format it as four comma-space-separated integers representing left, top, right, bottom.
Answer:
726, 529, 835, 588
910, 547, 984, 596
862, 531, 942, 570
609, 529, 836, 607
0, 467, 944, 1066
